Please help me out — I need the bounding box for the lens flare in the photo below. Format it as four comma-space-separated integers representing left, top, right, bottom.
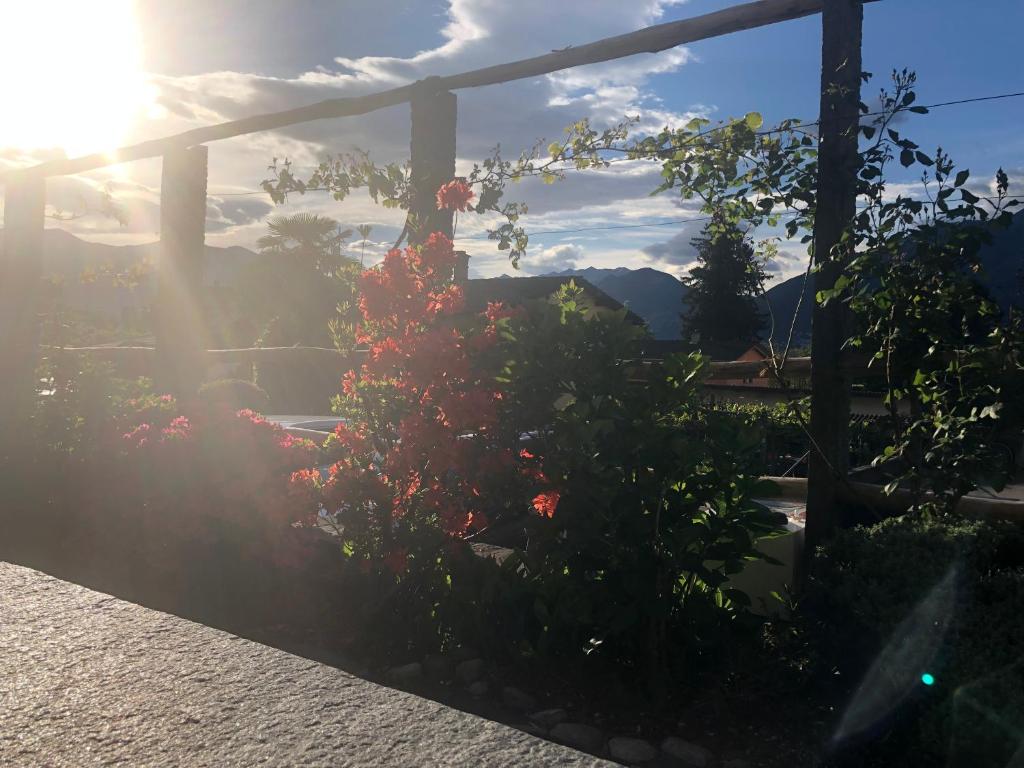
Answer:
832, 565, 957, 746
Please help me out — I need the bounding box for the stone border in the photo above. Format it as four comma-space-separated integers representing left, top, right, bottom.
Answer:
0, 562, 611, 767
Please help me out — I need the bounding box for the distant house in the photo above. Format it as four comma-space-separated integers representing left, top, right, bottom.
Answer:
703, 341, 772, 386
633, 338, 776, 387
463, 276, 647, 327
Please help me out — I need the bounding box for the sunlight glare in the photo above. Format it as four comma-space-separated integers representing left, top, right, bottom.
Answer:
0, 1, 154, 157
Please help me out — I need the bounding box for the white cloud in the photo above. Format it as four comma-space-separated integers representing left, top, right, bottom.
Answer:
517, 242, 583, 274
7, 1, 720, 275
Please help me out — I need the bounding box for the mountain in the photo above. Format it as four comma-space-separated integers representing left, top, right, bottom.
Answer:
757, 272, 814, 349
9, 214, 1022, 347
545, 266, 689, 340
0, 228, 264, 318
548, 210, 1024, 345
754, 210, 1024, 346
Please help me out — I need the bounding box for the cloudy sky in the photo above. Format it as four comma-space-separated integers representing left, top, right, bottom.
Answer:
1, 0, 1022, 281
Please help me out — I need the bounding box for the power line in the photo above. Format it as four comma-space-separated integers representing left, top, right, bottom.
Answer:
461, 192, 1016, 239
911, 90, 1024, 111
208, 87, 1024, 202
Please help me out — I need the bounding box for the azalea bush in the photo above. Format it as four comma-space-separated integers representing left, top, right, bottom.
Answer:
67, 397, 326, 621
114, 399, 319, 547
2, 359, 333, 630
290, 221, 554, 657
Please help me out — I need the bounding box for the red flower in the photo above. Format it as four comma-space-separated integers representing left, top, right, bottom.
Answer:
532, 491, 560, 519
418, 232, 458, 275
427, 284, 465, 316
341, 370, 358, 397
435, 179, 475, 212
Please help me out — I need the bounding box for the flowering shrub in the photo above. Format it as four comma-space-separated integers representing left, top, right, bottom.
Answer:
296, 231, 547, 584
116, 400, 318, 543
284, 228, 559, 655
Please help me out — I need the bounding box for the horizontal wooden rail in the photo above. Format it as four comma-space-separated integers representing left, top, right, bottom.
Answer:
3, 0, 877, 181
44, 345, 365, 368
47, 346, 886, 379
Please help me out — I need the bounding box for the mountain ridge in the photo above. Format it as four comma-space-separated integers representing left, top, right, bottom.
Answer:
6, 218, 1022, 345
542, 210, 1024, 344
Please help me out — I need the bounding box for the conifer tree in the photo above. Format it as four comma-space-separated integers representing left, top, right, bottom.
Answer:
681, 215, 768, 347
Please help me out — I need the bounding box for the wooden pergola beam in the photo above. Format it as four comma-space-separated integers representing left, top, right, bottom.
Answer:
408, 89, 457, 245
805, 0, 864, 549
441, 0, 844, 91
155, 146, 209, 398
3, 0, 874, 182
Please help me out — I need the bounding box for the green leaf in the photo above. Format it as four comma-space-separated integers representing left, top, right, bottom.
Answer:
979, 404, 1001, 420
954, 169, 970, 187
744, 112, 764, 131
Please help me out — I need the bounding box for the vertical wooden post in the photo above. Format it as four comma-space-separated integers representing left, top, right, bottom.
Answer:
408, 81, 457, 246
805, 0, 863, 550
156, 145, 208, 398
0, 174, 46, 453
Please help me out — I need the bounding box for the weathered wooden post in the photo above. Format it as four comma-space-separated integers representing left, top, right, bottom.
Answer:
0, 173, 46, 453
155, 145, 208, 398
408, 80, 457, 246
805, 0, 864, 550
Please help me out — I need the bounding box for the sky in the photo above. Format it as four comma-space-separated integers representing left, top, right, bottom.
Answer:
1, 0, 1022, 282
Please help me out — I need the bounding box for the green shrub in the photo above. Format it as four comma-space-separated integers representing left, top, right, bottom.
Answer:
805, 516, 1024, 767
699, 401, 893, 477
493, 283, 785, 691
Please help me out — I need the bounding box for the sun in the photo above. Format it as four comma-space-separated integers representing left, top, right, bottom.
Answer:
0, 0, 155, 158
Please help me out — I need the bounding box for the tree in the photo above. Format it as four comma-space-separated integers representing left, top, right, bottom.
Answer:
238, 213, 361, 349
680, 215, 768, 348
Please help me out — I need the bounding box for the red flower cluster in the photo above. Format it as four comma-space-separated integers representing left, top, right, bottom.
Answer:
296, 230, 557, 575
357, 233, 463, 334
435, 179, 475, 212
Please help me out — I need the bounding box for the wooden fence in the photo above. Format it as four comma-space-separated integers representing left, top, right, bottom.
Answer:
1, 0, 879, 542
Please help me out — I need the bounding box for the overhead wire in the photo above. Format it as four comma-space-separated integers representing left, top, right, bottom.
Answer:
209, 87, 1024, 199
203, 87, 1024, 241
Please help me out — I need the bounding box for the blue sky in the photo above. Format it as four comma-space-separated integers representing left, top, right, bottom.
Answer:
4, 0, 1022, 282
